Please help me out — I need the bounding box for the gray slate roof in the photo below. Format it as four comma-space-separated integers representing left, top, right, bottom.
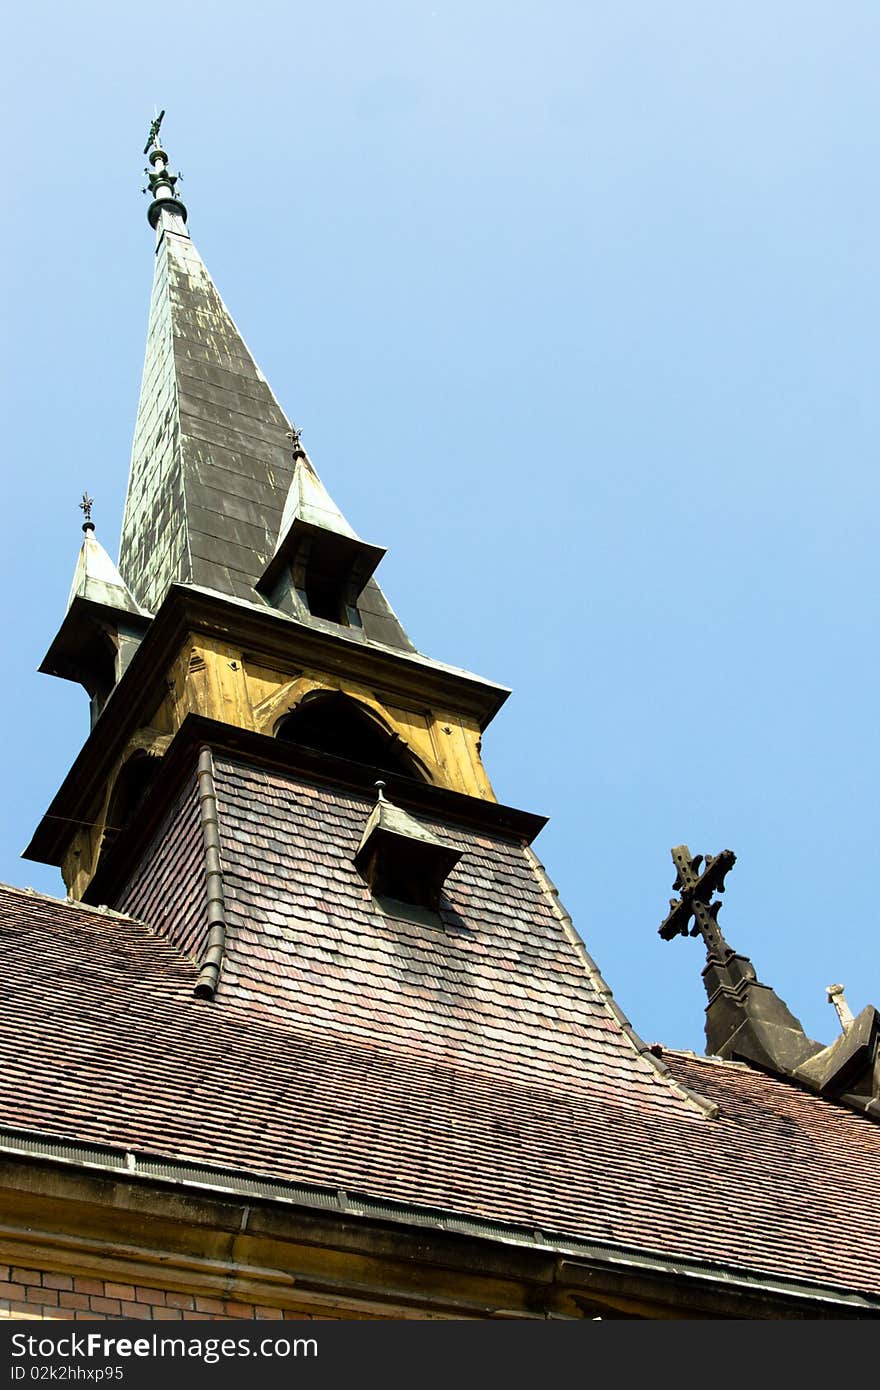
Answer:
118, 219, 412, 650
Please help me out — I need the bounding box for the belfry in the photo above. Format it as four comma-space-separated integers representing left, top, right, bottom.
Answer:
1, 121, 878, 1321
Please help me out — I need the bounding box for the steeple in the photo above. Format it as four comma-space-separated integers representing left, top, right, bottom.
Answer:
26, 117, 504, 900
120, 117, 411, 650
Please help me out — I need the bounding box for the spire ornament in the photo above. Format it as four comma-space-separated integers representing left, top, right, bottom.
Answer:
79, 492, 95, 534
142, 110, 187, 231
286, 425, 306, 459
658, 844, 736, 960
143, 109, 166, 156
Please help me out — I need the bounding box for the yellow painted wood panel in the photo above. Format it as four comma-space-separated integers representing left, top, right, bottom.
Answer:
65, 628, 497, 897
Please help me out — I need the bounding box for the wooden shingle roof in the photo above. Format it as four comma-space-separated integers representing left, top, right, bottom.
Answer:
3, 753, 879, 1305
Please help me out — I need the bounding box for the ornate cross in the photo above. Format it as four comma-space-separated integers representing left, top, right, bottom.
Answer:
79, 491, 94, 528
658, 844, 736, 959
143, 109, 166, 156
286, 424, 305, 457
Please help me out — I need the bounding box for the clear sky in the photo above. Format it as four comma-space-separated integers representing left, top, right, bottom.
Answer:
3, 2, 878, 1054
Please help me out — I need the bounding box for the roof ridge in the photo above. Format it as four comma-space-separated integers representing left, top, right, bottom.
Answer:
662, 1048, 752, 1070
522, 847, 720, 1120
0, 880, 140, 924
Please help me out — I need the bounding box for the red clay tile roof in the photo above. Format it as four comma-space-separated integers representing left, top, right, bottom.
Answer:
2, 753, 880, 1301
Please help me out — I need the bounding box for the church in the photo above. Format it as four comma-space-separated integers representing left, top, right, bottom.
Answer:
1, 120, 878, 1321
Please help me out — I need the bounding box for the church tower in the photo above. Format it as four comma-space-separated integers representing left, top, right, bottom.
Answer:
7, 120, 878, 1322
28, 119, 499, 912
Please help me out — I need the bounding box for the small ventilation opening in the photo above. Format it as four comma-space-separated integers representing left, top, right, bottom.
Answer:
304, 570, 348, 625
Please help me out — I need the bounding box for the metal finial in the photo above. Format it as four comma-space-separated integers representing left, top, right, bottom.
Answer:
143, 110, 187, 229
286, 425, 305, 457
374, 780, 386, 802
79, 491, 95, 532
143, 109, 166, 156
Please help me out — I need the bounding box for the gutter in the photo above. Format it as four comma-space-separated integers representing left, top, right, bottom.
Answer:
194, 746, 226, 999
0, 1123, 876, 1316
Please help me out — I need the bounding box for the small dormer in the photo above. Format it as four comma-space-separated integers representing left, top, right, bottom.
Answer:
40, 503, 151, 728
354, 782, 463, 912
257, 443, 385, 629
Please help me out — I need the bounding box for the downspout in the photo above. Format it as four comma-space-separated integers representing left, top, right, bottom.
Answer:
194, 747, 227, 1000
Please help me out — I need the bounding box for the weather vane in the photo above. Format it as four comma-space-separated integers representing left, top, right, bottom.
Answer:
286, 425, 305, 456
79, 491, 95, 530
143, 109, 166, 156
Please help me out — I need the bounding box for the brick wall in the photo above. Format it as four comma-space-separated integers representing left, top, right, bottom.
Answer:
0, 1267, 308, 1321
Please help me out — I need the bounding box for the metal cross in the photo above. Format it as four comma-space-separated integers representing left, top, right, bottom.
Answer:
286, 425, 304, 456
143, 109, 166, 156
79, 491, 94, 526
658, 844, 736, 959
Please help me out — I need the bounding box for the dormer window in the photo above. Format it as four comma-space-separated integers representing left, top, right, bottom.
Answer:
258, 521, 385, 628
354, 783, 463, 912
256, 454, 386, 627
39, 525, 150, 730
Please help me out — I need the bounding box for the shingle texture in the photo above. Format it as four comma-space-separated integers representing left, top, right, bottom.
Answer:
119, 228, 295, 613
114, 771, 206, 962
117, 228, 413, 649
2, 755, 879, 1300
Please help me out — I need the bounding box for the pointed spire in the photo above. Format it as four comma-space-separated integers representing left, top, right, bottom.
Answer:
257, 434, 386, 622
119, 121, 414, 651
275, 431, 358, 546
67, 498, 144, 616
120, 135, 294, 613
41, 501, 151, 725
142, 109, 188, 237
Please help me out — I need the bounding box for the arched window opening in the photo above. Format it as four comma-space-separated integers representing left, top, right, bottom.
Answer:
276, 693, 425, 780
101, 752, 160, 858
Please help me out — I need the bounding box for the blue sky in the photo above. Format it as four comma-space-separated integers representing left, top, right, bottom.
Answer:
3, 2, 878, 1052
